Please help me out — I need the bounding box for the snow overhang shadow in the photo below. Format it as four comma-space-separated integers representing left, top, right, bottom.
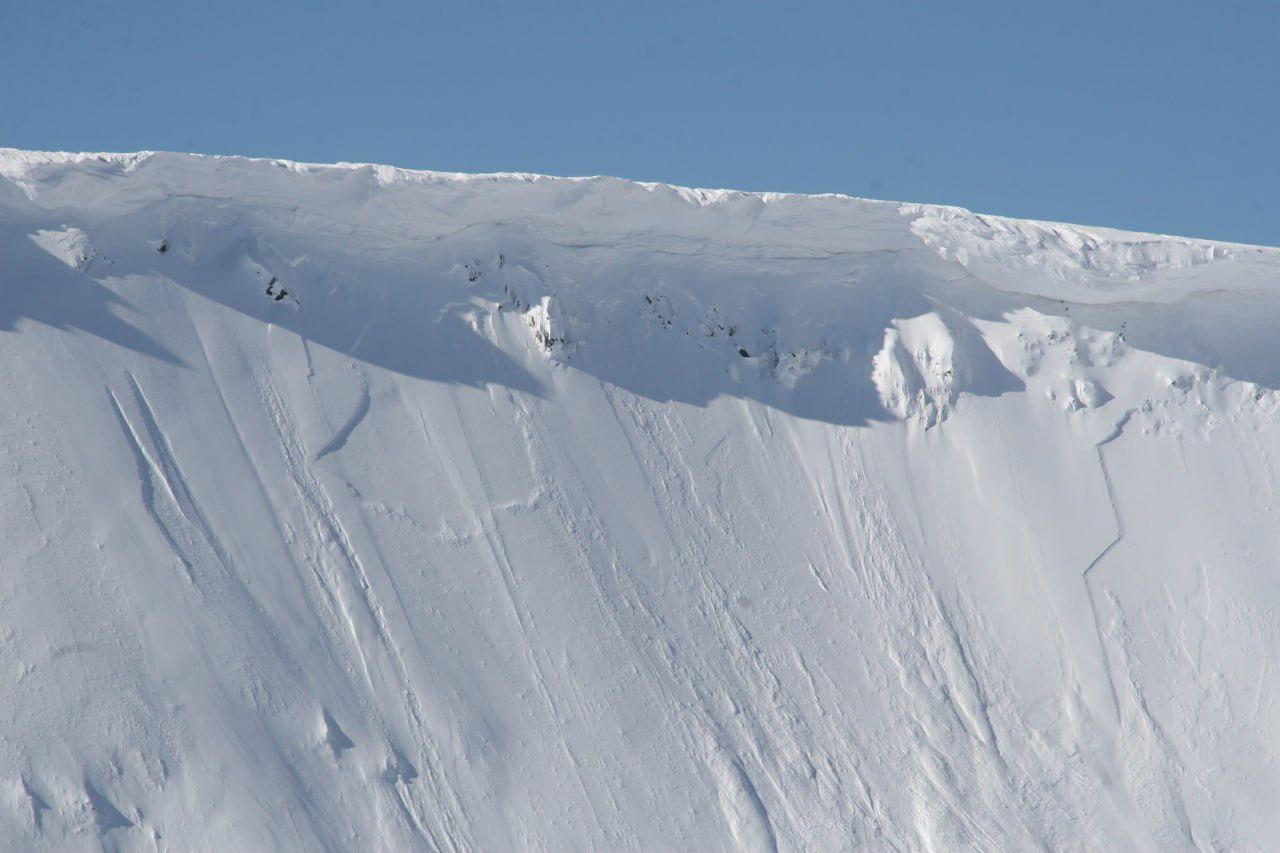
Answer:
0, 224, 186, 367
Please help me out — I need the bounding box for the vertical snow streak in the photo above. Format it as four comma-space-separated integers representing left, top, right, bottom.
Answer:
409, 391, 612, 846
255, 369, 473, 852
106, 384, 197, 586
104, 372, 345, 849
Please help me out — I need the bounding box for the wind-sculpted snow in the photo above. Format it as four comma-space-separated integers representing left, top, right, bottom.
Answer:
2, 149, 1280, 849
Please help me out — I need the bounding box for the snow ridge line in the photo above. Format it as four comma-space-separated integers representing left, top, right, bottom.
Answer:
123, 373, 241, 580
106, 383, 198, 587
11, 146, 1271, 251
106, 371, 248, 594
314, 383, 371, 461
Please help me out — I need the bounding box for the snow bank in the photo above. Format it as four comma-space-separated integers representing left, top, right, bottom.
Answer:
1, 149, 1279, 849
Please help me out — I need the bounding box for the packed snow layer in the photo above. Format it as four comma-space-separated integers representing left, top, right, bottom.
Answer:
2, 149, 1280, 850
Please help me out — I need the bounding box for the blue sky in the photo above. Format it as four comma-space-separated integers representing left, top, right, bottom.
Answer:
2, 1, 1276, 245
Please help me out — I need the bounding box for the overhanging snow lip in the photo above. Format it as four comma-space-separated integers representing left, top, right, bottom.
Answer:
5, 147, 1279, 251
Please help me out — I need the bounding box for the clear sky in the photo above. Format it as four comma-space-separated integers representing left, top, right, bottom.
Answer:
2, 1, 1276, 245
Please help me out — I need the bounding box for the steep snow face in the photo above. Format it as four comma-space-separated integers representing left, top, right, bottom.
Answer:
3, 149, 1280, 850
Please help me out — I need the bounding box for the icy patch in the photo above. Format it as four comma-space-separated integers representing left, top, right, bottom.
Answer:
29, 226, 95, 271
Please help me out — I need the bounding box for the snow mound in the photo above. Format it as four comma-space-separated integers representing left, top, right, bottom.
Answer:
872, 313, 966, 426
29, 226, 96, 271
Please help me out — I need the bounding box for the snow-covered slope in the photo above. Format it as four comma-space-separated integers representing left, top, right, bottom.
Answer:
3, 149, 1280, 850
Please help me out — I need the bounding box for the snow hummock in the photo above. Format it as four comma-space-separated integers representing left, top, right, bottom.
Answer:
29, 226, 96, 271
2, 148, 1280, 849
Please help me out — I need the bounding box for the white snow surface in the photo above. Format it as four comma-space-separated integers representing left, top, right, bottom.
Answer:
3, 148, 1280, 850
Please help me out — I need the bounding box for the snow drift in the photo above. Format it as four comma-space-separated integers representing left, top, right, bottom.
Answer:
3, 148, 1280, 849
